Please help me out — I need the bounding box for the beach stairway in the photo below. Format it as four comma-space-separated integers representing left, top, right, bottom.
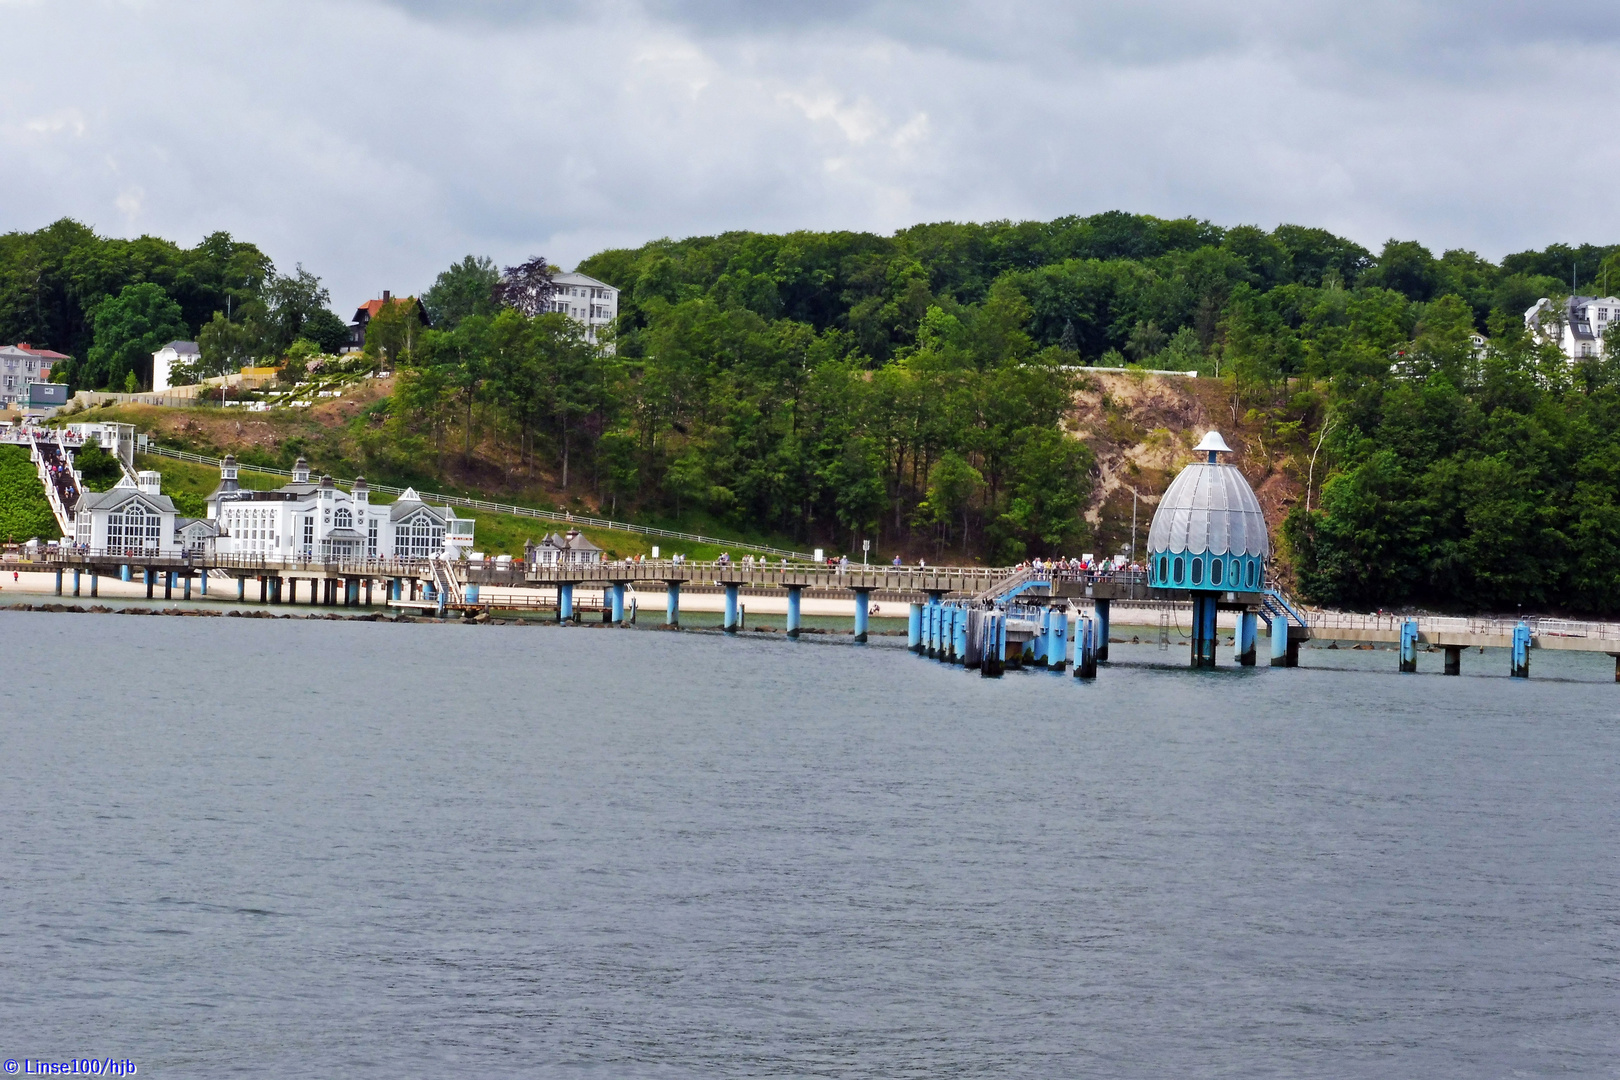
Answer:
29, 434, 79, 538
429, 555, 464, 607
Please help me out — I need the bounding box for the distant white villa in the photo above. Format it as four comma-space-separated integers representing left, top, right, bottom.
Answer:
151, 340, 199, 392
549, 271, 618, 351
1525, 296, 1620, 360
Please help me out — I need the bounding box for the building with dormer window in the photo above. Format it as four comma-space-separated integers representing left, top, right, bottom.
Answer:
203, 455, 472, 559
1525, 295, 1620, 360
74, 473, 183, 556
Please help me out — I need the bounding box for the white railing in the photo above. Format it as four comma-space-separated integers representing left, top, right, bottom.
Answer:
1302, 608, 1620, 643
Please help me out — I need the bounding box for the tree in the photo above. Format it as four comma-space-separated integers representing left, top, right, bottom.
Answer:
73, 443, 123, 491
424, 255, 501, 330
494, 255, 556, 317
917, 451, 982, 551
81, 283, 189, 390
364, 298, 423, 369
1125, 320, 1168, 361
196, 305, 271, 377
265, 264, 331, 348
300, 308, 350, 354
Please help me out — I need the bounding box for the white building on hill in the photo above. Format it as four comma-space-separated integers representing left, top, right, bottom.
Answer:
1525, 296, 1620, 360
204, 455, 474, 559
152, 341, 199, 392
549, 271, 618, 350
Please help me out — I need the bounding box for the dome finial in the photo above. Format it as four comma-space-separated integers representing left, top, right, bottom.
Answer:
1194, 430, 1232, 462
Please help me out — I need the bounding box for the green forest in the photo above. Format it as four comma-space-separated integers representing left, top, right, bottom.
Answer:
8, 211, 1620, 612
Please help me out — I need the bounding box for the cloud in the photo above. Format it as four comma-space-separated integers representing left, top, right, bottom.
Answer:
0, 0, 1617, 314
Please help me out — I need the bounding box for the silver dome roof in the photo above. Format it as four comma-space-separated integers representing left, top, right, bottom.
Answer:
1146, 461, 1269, 558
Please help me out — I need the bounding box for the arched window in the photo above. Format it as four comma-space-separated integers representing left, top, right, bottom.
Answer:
1211, 558, 1224, 586
1191, 556, 1203, 585
1244, 559, 1256, 588
334, 507, 352, 529
1173, 556, 1185, 585
1157, 555, 1168, 583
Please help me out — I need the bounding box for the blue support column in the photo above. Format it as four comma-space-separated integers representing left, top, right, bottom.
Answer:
1076, 616, 1098, 679
54, 569, 62, 596
183, 576, 191, 600
666, 581, 680, 627
724, 583, 740, 633
1400, 619, 1419, 673
199, 572, 206, 596
1270, 615, 1289, 666
1094, 599, 1111, 663
786, 585, 802, 639
1238, 610, 1258, 666
165, 571, 174, 600
237, 576, 245, 601
931, 600, 944, 658
90, 573, 98, 598
1191, 593, 1218, 668
982, 613, 1004, 678
610, 583, 625, 625
1048, 608, 1067, 672
465, 584, 480, 604
120, 564, 131, 582
559, 582, 574, 622
908, 603, 923, 654
853, 588, 870, 644
1511, 621, 1531, 678
72, 569, 81, 596
953, 606, 968, 666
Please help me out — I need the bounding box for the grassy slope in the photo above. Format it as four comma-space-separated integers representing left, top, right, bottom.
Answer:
134, 454, 756, 560
0, 445, 59, 543
69, 388, 813, 556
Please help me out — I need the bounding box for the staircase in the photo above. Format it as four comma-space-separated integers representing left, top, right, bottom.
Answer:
1261, 586, 1310, 636
429, 555, 464, 606
29, 434, 78, 538
974, 567, 1044, 605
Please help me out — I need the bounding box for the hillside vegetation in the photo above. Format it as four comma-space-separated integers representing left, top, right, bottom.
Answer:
0, 446, 60, 543
24, 210, 1620, 610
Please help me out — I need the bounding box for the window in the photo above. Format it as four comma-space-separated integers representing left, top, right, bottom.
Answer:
303, 515, 314, 554
1245, 559, 1256, 588
335, 507, 352, 529
1172, 556, 1185, 585
367, 518, 377, 556
1158, 555, 1168, 583
1211, 558, 1223, 586
396, 513, 445, 557
1191, 557, 1203, 585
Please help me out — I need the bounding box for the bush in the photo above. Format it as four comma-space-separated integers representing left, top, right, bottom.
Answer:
0, 446, 61, 542
74, 443, 123, 491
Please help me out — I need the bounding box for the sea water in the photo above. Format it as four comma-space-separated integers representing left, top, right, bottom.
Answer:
1, 612, 1616, 1077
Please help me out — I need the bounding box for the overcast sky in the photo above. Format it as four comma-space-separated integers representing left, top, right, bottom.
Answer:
4, 0, 1618, 310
